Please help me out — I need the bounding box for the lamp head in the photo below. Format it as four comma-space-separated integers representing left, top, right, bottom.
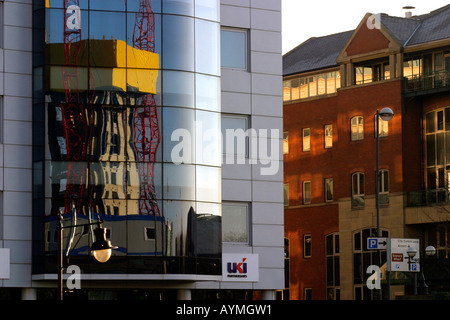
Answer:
407, 246, 417, 258
379, 107, 394, 121
91, 223, 117, 263
425, 245, 436, 256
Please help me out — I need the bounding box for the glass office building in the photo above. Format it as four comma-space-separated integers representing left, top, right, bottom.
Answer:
32, 0, 221, 276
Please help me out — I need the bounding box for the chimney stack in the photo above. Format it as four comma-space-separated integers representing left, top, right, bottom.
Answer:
403, 6, 416, 18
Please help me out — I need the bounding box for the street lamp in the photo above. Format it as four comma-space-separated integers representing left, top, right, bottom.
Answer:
375, 107, 394, 238
375, 107, 394, 300
417, 245, 436, 295
57, 209, 117, 300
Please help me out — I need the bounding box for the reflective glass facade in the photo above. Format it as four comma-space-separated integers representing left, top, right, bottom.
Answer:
32, 0, 221, 276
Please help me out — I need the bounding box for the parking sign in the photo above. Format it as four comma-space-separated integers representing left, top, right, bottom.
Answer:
367, 237, 387, 250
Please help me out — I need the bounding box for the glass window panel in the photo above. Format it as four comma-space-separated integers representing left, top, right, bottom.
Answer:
355, 67, 363, 84
427, 168, 436, 189
162, 70, 194, 107
359, 173, 365, 195
127, 69, 160, 100
326, 235, 333, 255
126, 12, 162, 64
438, 110, 444, 131
89, 161, 127, 199
426, 112, 435, 133
89, 68, 127, 105
222, 114, 249, 159
325, 124, 332, 148
162, 107, 195, 163
283, 131, 289, 154
426, 134, 436, 167
162, 15, 194, 71
46, 8, 89, 66
445, 132, 450, 164
284, 183, 289, 206
196, 110, 221, 166
89, 11, 126, 68
195, 19, 220, 76
91, 106, 127, 161
437, 133, 445, 166
303, 128, 310, 152
283, 82, 291, 101
336, 71, 341, 89
326, 72, 336, 94
435, 53, 443, 71
196, 74, 220, 112
196, 165, 221, 203
363, 67, 372, 83
290, 79, 300, 100
162, 200, 196, 256
90, 0, 125, 11
325, 178, 333, 202
127, 0, 161, 13
126, 162, 162, 202
304, 235, 312, 257
438, 167, 445, 188
317, 74, 326, 95
195, 0, 219, 21
403, 60, 413, 78
222, 203, 248, 243
127, 106, 162, 163
162, 163, 195, 200
221, 29, 247, 70
300, 77, 309, 98
162, 0, 194, 15
303, 181, 311, 204
308, 76, 317, 96
384, 63, 390, 80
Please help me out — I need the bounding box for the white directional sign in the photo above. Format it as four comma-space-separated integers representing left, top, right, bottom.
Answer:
387, 238, 420, 272
367, 237, 388, 250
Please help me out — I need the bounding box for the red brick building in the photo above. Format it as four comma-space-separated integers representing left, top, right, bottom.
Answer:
283, 5, 450, 300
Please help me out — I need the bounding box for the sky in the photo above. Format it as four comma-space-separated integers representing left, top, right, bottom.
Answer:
282, 0, 450, 54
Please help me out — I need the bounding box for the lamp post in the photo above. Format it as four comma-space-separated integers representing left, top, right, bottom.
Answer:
57, 210, 117, 300
375, 107, 394, 300
417, 245, 436, 295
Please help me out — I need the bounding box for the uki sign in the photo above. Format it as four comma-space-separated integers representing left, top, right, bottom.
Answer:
222, 254, 259, 282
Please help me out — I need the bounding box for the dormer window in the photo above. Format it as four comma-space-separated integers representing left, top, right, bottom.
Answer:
354, 61, 390, 85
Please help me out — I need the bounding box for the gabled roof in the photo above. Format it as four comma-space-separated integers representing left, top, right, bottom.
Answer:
283, 4, 450, 77
406, 4, 450, 45
283, 30, 353, 76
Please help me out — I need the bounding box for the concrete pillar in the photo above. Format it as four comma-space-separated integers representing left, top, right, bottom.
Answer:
389, 54, 396, 79
346, 63, 354, 86
396, 53, 403, 78
21, 288, 37, 300
340, 64, 346, 88
177, 289, 192, 300
261, 290, 275, 300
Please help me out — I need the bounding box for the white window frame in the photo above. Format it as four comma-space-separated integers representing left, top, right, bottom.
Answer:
284, 183, 289, 206
303, 181, 311, 204
325, 178, 333, 202
324, 124, 332, 148
303, 234, 312, 258
303, 128, 310, 152
351, 116, 364, 141
220, 27, 249, 71
283, 131, 289, 154
221, 114, 250, 160
352, 172, 365, 208
222, 202, 251, 245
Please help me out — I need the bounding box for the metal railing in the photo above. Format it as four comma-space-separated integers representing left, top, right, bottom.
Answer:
404, 70, 450, 93
405, 189, 450, 207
